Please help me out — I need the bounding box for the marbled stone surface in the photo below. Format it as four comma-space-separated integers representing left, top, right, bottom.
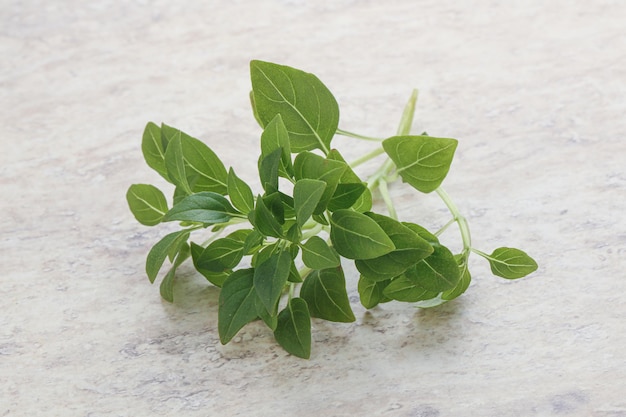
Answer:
1, 1, 625, 416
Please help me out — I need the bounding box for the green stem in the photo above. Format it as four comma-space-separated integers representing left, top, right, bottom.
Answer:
336, 128, 383, 142
350, 146, 386, 168
378, 179, 397, 219
435, 187, 472, 255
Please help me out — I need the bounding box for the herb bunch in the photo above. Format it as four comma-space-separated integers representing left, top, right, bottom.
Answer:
126, 60, 537, 358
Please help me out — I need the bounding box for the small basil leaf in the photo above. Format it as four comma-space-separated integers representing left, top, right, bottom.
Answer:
258, 148, 282, 192
293, 179, 326, 227
300, 267, 355, 323
382, 275, 439, 302
180, 133, 228, 194
382, 135, 458, 193
274, 298, 311, 359
355, 213, 433, 281
218, 269, 259, 344
327, 183, 366, 212
250, 60, 339, 154
404, 243, 460, 292
293, 151, 347, 214
227, 168, 254, 214
192, 237, 245, 273
261, 114, 293, 178
146, 230, 190, 283
164, 135, 192, 195
190, 242, 230, 287
253, 249, 291, 314
301, 236, 341, 270
141, 122, 170, 181
484, 247, 538, 279
249, 194, 284, 238
159, 242, 190, 303
162, 192, 238, 224
357, 276, 390, 309
126, 184, 168, 226
442, 254, 471, 300
330, 210, 395, 260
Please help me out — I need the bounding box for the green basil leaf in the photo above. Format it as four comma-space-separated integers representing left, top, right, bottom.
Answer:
402, 222, 439, 244
180, 133, 228, 194
327, 149, 371, 212
274, 298, 311, 359
261, 114, 293, 178
162, 192, 238, 224
382, 275, 439, 302
141, 122, 170, 181
250, 60, 339, 154
382, 135, 458, 193
355, 213, 433, 281
190, 242, 230, 287
218, 269, 259, 344
300, 267, 355, 323
243, 229, 264, 255
301, 236, 341, 270
164, 135, 192, 195
192, 237, 245, 273
293, 151, 347, 214
146, 230, 190, 283
442, 254, 471, 300
126, 184, 169, 226
227, 168, 254, 214
327, 183, 367, 212
249, 195, 284, 238
159, 242, 190, 302
256, 295, 278, 331
357, 276, 390, 309
293, 179, 326, 227
404, 243, 460, 292
253, 249, 291, 314
330, 210, 395, 260
484, 247, 538, 279
160, 123, 178, 150
258, 148, 282, 192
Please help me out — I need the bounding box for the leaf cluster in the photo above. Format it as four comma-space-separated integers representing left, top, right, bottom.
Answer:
126, 60, 538, 358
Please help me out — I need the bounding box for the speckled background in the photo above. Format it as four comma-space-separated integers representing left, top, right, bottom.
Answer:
2, 1, 625, 416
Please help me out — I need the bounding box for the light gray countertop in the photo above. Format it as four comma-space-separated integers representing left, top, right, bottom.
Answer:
2, 1, 625, 416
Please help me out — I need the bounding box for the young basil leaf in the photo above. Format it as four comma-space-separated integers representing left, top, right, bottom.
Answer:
190, 243, 230, 287
146, 230, 190, 283
300, 267, 355, 323
258, 148, 282, 192
293, 179, 326, 227
162, 192, 238, 224
327, 183, 367, 212
261, 114, 293, 178
218, 268, 259, 344
285, 222, 302, 243
249, 194, 283, 238
227, 168, 254, 214
382, 275, 439, 302
253, 249, 291, 314
192, 237, 245, 273
274, 298, 311, 359
243, 229, 264, 255
355, 212, 433, 281
301, 236, 341, 270
327, 149, 371, 212
141, 122, 170, 181
250, 60, 339, 154
330, 210, 395, 260
358, 276, 390, 309
382, 135, 458, 193
164, 135, 192, 195
255, 295, 278, 331
126, 184, 169, 226
159, 242, 190, 303
402, 222, 439, 244
294, 151, 347, 214
404, 243, 460, 292
180, 134, 228, 195
442, 254, 471, 300
483, 247, 538, 279
160, 123, 178, 150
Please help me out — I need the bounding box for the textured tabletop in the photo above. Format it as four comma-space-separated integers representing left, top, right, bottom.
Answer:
2, 1, 625, 416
